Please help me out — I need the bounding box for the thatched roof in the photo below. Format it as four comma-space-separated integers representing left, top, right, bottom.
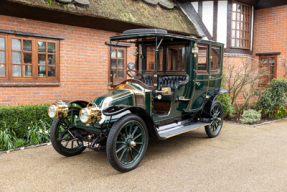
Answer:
6, 0, 200, 36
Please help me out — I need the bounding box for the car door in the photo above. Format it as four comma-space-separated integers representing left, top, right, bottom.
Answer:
189, 44, 209, 111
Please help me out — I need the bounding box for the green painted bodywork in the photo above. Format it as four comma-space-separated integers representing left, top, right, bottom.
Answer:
74, 33, 224, 133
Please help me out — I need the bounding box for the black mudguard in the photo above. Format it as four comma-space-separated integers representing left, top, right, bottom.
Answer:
103, 105, 160, 139
201, 89, 229, 117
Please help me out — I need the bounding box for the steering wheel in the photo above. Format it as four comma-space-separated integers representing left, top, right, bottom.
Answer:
127, 69, 143, 80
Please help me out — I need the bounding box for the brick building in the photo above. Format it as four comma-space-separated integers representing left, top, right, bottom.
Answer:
0, 0, 287, 106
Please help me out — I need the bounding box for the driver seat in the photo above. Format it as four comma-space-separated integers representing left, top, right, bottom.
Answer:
141, 73, 154, 87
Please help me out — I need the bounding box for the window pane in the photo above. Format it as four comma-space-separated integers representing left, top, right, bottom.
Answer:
197, 45, 208, 71
48, 43, 55, 53
23, 65, 32, 77
0, 38, 4, 50
232, 21, 236, 29
23, 40, 32, 51
237, 4, 241, 12
241, 22, 244, 30
232, 30, 236, 38
270, 66, 274, 75
48, 55, 55, 65
111, 59, 117, 68
167, 45, 186, 71
23, 53, 32, 64
118, 69, 124, 78
38, 54, 46, 65
232, 13, 236, 20
38, 41, 46, 52
118, 60, 124, 68
232, 3, 236, 11
48, 67, 56, 77
232, 39, 235, 47
111, 69, 116, 78
237, 22, 240, 29
211, 46, 221, 72
237, 13, 240, 21
38, 66, 46, 77
0, 65, 5, 76
236, 39, 240, 47
269, 57, 275, 65
111, 50, 116, 58
12, 65, 21, 77
146, 46, 163, 71
262, 57, 267, 65
12, 52, 21, 64
118, 50, 124, 58
0, 51, 5, 63
12, 39, 21, 51
236, 31, 240, 38
242, 5, 245, 12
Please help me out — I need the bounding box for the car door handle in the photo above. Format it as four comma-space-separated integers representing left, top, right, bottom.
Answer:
196, 82, 201, 86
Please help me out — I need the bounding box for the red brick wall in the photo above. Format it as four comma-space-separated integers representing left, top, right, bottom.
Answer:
253, 5, 287, 79
0, 15, 136, 106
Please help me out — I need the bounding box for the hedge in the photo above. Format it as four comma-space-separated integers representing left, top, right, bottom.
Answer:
0, 103, 53, 138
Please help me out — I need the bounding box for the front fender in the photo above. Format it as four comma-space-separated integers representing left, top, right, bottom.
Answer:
103, 105, 160, 139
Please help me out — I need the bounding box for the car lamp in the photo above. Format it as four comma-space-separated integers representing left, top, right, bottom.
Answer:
48, 101, 69, 119
79, 105, 102, 123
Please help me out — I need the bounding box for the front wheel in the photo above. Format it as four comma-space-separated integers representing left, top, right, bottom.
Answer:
50, 108, 86, 157
106, 114, 149, 172
205, 100, 224, 138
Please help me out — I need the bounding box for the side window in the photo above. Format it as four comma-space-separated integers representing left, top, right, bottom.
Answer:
211, 46, 221, 73
110, 48, 126, 79
167, 44, 186, 72
146, 45, 163, 71
259, 56, 276, 87
197, 44, 208, 73
0, 37, 6, 77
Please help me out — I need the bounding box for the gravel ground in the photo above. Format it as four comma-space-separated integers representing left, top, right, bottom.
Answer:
1, 120, 287, 192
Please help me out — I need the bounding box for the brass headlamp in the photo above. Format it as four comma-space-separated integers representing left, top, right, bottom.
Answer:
48, 101, 69, 119
79, 105, 102, 123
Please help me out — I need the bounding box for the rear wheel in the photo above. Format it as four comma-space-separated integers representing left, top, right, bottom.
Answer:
106, 114, 149, 172
205, 100, 223, 138
50, 108, 86, 157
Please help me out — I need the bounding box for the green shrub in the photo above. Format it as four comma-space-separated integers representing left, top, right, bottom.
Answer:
256, 78, 287, 118
240, 109, 261, 124
216, 93, 235, 117
0, 103, 53, 138
273, 106, 287, 119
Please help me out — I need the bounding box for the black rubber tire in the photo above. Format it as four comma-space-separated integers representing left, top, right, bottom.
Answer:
106, 114, 149, 172
50, 108, 86, 157
123, 28, 167, 35
205, 100, 224, 138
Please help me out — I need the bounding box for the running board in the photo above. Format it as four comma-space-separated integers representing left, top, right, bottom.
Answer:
158, 121, 208, 139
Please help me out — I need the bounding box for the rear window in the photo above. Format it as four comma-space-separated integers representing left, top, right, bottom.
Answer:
211, 46, 221, 72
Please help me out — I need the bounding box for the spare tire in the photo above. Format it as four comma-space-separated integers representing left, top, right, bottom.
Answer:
123, 28, 167, 35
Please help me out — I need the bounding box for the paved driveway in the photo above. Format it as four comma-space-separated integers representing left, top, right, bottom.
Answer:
1, 120, 287, 192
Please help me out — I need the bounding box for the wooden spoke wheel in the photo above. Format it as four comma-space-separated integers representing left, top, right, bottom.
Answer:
205, 100, 223, 138
50, 108, 86, 156
106, 114, 148, 172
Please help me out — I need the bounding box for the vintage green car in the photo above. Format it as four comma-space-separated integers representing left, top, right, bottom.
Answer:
47, 29, 228, 172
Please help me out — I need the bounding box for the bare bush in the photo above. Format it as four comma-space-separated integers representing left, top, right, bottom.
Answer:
224, 56, 268, 117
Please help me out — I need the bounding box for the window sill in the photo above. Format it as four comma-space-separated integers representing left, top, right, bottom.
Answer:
0, 82, 60, 87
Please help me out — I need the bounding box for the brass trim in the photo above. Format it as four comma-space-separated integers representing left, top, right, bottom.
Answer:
155, 87, 172, 95
154, 83, 157, 87
154, 74, 158, 77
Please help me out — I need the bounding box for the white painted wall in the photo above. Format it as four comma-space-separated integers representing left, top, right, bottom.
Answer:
202, 1, 214, 37
217, 1, 228, 47
191, 2, 198, 13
